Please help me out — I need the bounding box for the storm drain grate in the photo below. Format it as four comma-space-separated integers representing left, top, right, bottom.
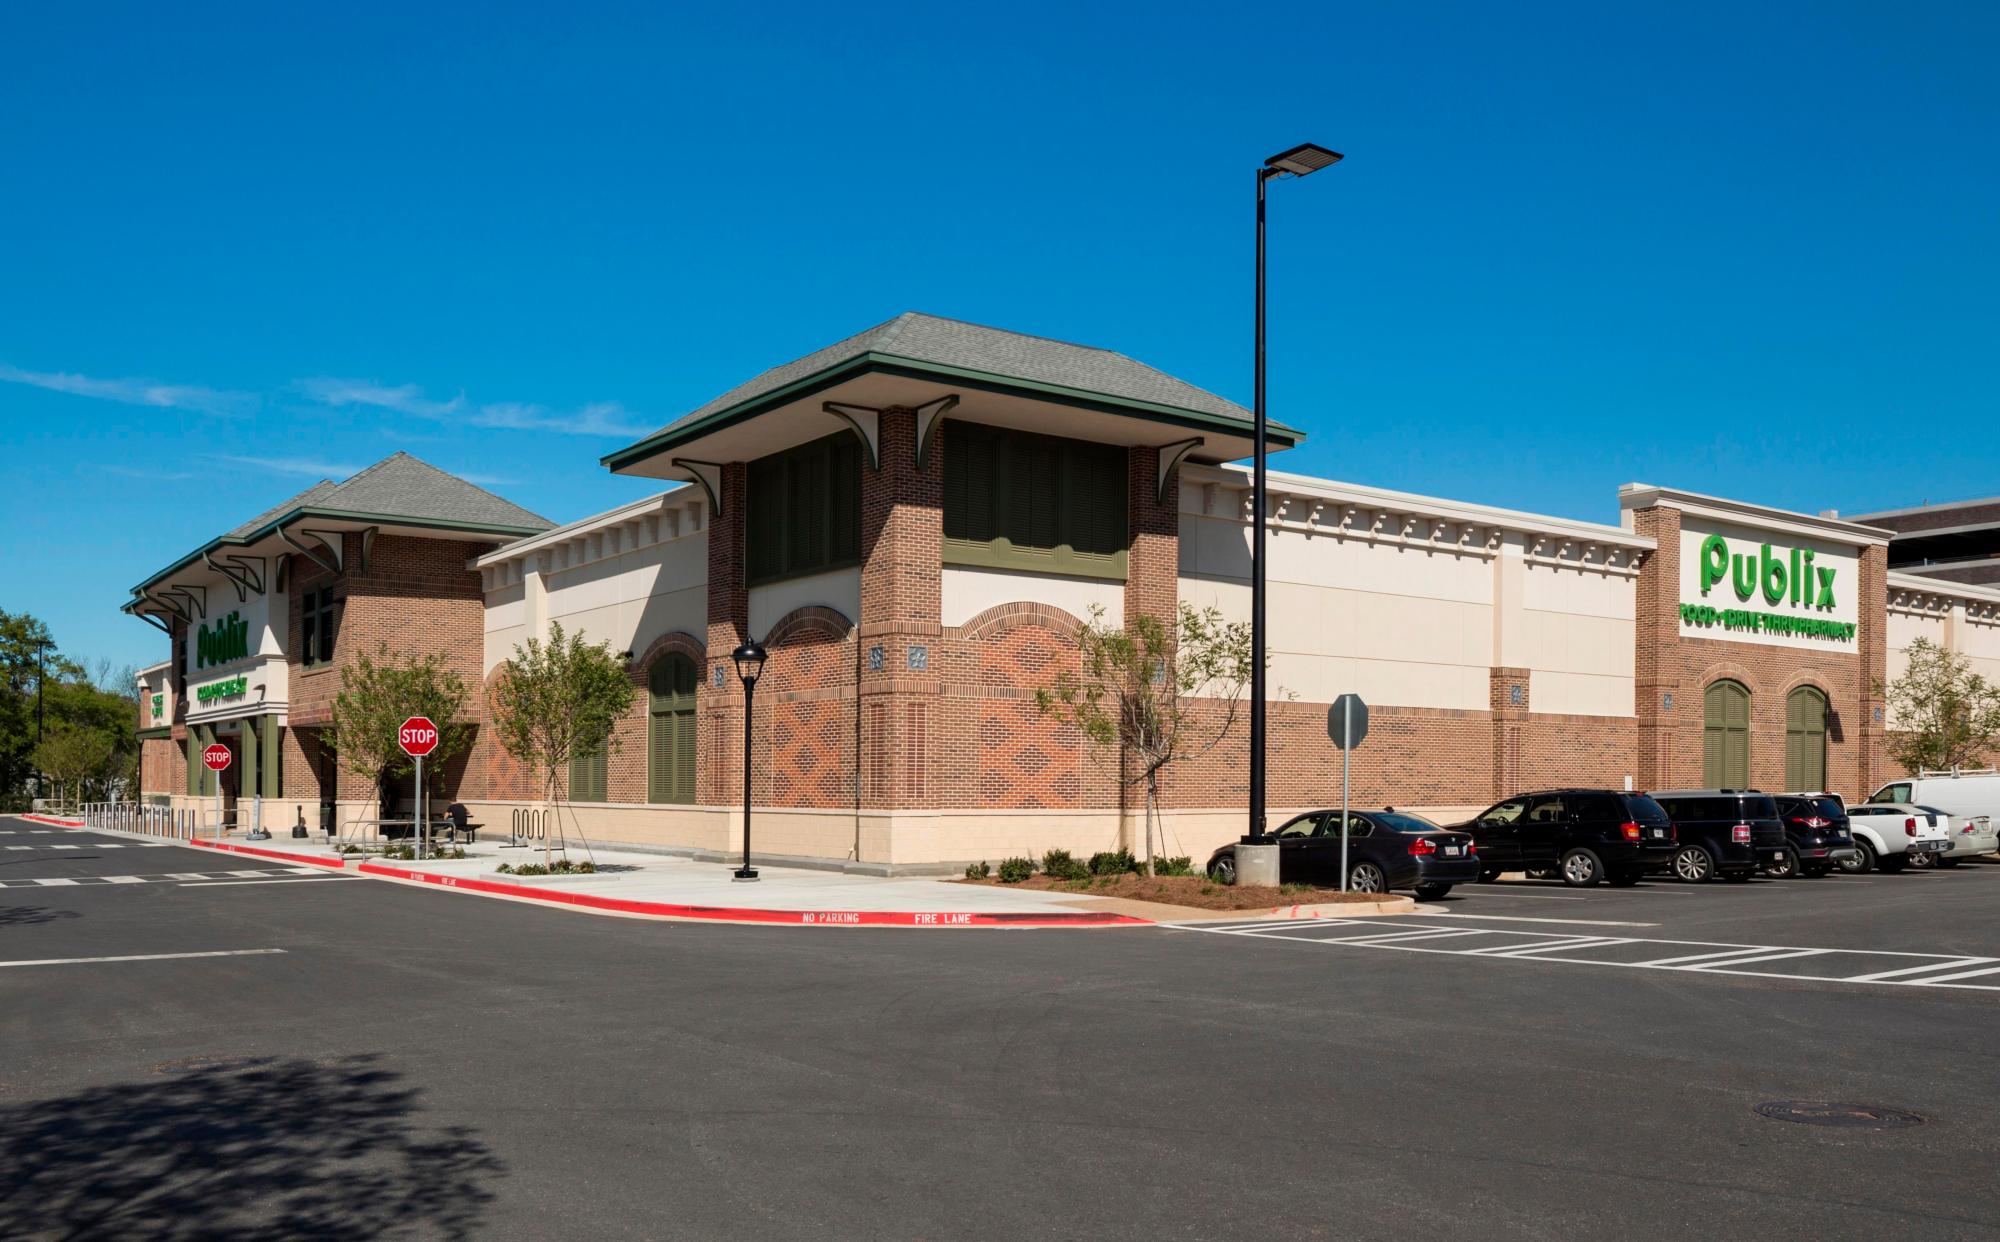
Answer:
1754, 1101, 1926, 1130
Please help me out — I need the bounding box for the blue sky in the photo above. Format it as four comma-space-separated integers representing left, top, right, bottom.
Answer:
4, 2, 1995, 671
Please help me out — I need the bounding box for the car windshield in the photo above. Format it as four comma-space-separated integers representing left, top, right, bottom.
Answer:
1379, 812, 1443, 834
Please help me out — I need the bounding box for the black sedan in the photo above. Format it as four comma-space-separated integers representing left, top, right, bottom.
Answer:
1206, 809, 1480, 899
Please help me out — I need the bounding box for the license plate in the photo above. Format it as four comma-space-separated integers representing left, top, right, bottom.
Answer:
1648, 828, 1666, 839
1443, 846, 1462, 856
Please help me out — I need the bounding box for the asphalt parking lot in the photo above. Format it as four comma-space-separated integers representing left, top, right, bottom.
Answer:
4, 815, 1997, 1241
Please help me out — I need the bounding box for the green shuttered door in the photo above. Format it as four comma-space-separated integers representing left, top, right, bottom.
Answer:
1785, 687, 1828, 791
1703, 681, 1751, 789
649, 654, 697, 804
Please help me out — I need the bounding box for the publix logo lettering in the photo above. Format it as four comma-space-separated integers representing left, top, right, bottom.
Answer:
197, 612, 251, 668
1698, 534, 1835, 608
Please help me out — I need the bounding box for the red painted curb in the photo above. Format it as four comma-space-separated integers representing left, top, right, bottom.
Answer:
352, 862, 1151, 928
21, 813, 85, 828
187, 839, 350, 869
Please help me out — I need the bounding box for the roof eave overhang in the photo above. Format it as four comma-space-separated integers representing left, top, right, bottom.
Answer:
128, 507, 551, 597
601, 352, 1302, 475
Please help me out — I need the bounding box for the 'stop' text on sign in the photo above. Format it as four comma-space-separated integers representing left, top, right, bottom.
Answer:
398, 716, 440, 757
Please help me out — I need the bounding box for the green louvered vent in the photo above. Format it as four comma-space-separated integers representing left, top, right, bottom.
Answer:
649, 653, 698, 805
746, 432, 862, 585
941, 421, 1128, 579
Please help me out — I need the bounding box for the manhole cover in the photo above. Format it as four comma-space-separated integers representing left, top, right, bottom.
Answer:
151, 1055, 280, 1076
1754, 1101, 1926, 1129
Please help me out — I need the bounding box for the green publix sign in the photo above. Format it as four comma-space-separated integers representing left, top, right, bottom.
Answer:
1680, 534, 1856, 642
196, 612, 251, 669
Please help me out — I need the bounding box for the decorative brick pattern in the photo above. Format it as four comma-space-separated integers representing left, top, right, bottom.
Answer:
857, 407, 943, 811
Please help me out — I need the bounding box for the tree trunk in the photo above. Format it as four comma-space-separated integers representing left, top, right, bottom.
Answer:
1143, 770, 1158, 875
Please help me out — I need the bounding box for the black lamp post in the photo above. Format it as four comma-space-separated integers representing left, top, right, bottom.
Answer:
730, 641, 768, 881
1248, 142, 1341, 846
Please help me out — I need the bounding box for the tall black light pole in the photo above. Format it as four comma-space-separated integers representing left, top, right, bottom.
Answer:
730, 641, 768, 882
1248, 143, 1342, 851
33, 638, 47, 805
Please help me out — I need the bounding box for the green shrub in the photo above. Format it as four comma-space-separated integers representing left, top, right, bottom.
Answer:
1088, 848, 1138, 876
497, 859, 596, 876
964, 860, 991, 880
1040, 848, 1088, 881
997, 856, 1036, 883
1152, 856, 1194, 877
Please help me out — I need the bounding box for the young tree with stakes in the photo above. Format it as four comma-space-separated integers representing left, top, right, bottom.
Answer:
1035, 603, 1256, 873
1878, 637, 2000, 774
487, 622, 635, 867
327, 646, 474, 834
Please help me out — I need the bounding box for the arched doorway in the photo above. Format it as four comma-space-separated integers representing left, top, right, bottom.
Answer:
649, 652, 698, 804
1703, 680, 1751, 788
1785, 685, 1829, 792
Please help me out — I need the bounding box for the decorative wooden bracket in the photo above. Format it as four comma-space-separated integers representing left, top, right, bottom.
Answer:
821, 402, 882, 469
913, 395, 958, 471
1156, 437, 1203, 504
673, 459, 726, 518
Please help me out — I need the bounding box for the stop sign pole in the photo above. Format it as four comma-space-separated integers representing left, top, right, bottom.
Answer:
202, 743, 232, 838
1327, 695, 1369, 892
399, 717, 440, 859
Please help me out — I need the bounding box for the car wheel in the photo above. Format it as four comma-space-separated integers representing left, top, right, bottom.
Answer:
1477, 867, 1502, 884
1800, 864, 1830, 878
1764, 847, 1800, 880
1559, 848, 1603, 887
1672, 845, 1714, 883
1414, 881, 1453, 900
1839, 840, 1875, 874
1878, 854, 1908, 874
1909, 850, 1936, 869
1607, 869, 1641, 887
1348, 862, 1386, 894
1209, 855, 1236, 886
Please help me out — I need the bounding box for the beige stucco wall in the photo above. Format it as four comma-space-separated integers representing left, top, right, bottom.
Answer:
749, 566, 860, 637
940, 565, 1123, 629
1886, 580, 2000, 730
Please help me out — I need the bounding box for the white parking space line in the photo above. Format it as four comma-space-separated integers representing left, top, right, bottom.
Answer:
1454, 890, 1588, 901
1172, 920, 2000, 994
1844, 958, 1999, 982
103, 875, 147, 884
31, 878, 79, 887
1897, 963, 2000, 985
180, 877, 353, 887
0, 949, 287, 970
1684, 948, 1830, 970
1417, 913, 1660, 928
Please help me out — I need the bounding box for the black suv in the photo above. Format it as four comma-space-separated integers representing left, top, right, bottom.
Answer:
1649, 790, 1788, 882
1455, 790, 1677, 887
1768, 793, 1860, 879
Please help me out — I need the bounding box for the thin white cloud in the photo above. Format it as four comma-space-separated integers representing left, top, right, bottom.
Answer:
105, 464, 196, 481
296, 377, 651, 438
0, 362, 258, 417
210, 454, 362, 478
294, 377, 465, 419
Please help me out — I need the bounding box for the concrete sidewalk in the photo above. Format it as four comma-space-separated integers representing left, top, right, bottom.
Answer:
53, 817, 1414, 927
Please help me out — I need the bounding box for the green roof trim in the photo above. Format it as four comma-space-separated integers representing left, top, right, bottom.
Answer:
602, 350, 1303, 473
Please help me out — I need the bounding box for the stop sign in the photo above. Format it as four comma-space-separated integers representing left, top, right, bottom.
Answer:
398, 716, 440, 757
202, 743, 232, 772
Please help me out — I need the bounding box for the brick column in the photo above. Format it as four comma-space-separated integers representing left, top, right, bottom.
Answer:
857, 409, 943, 857
1630, 506, 1681, 789
1489, 667, 1530, 798
700, 463, 748, 809
1858, 542, 1889, 792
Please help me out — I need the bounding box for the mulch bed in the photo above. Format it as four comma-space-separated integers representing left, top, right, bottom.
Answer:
957, 872, 1392, 911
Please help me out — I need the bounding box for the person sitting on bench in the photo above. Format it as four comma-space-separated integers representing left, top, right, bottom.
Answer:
442, 801, 472, 843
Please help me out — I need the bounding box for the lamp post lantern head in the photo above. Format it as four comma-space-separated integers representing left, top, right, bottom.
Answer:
731, 641, 768, 687
1263, 143, 1343, 178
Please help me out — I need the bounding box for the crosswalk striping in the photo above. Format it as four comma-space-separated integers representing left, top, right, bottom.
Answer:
0, 867, 340, 889
1168, 918, 2000, 994
3, 842, 171, 849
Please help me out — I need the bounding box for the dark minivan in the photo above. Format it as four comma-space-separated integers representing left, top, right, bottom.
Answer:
1649, 790, 1788, 882
1455, 789, 1677, 887
1767, 793, 1860, 878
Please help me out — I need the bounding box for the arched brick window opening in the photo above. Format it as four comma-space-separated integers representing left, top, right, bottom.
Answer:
1785, 685, 1829, 792
649, 653, 699, 804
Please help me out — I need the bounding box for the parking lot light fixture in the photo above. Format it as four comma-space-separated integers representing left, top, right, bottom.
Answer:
1246, 141, 1341, 864
731, 642, 768, 882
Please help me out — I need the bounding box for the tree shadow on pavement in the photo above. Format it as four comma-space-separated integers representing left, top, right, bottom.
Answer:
0, 1053, 503, 1241
0, 905, 81, 926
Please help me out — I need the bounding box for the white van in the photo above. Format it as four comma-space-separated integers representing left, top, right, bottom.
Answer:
1870, 771, 2000, 861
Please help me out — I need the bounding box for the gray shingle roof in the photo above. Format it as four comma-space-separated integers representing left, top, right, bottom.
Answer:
303, 452, 552, 531
225, 480, 340, 538
648, 312, 1253, 440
